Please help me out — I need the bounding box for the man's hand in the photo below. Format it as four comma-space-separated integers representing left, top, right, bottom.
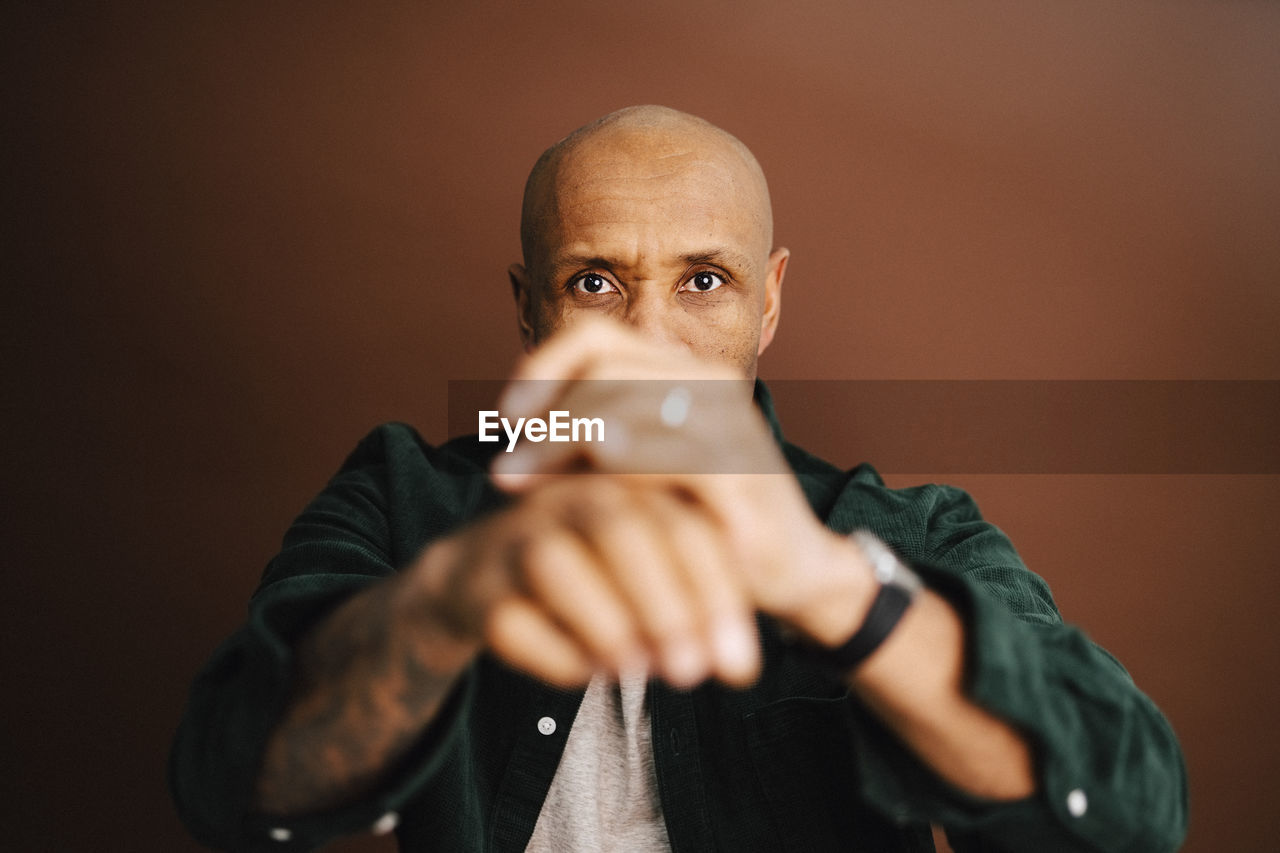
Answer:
488, 318, 878, 653
475, 320, 1037, 799
406, 475, 762, 689
256, 467, 764, 816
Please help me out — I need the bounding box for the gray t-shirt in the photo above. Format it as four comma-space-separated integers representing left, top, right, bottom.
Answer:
525, 665, 672, 852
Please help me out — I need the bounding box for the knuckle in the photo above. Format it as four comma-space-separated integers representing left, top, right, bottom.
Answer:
584, 476, 629, 505
571, 499, 637, 546
645, 597, 697, 639
482, 597, 521, 648
516, 533, 567, 591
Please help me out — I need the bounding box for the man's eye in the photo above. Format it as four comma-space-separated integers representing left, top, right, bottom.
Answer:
682, 271, 725, 293
573, 273, 617, 294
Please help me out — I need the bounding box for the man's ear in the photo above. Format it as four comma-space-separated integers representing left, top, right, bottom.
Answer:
757, 247, 789, 356
508, 263, 537, 352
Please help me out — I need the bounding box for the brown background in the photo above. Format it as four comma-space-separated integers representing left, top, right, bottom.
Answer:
4, 2, 1278, 850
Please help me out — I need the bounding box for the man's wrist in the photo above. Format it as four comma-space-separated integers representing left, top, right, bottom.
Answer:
777, 530, 879, 648
787, 531, 922, 673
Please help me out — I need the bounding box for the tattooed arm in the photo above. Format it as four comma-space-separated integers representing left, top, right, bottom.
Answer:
253, 472, 770, 816
253, 536, 480, 816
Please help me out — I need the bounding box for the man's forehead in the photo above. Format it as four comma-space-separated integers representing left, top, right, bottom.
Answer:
543, 200, 764, 275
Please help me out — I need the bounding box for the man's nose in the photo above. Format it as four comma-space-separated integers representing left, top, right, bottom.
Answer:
620, 292, 685, 348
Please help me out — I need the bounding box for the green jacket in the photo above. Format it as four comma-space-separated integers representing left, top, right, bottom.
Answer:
170, 384, 1187, 852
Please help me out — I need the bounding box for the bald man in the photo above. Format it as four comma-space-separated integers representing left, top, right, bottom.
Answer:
171, 107, 1187, 852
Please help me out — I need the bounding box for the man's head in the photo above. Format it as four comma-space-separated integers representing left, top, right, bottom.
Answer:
509, 105, 789, 379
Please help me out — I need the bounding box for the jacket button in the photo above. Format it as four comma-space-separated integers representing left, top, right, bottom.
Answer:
537, 716, 557, 735
371, 811, 399, 835
1066, 788, 1088, 817
268, 827, 292, 842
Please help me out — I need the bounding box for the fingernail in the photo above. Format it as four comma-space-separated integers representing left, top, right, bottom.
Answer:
492, 451, 534, 480
713, 619, 758, 678
663, 637, 705, 687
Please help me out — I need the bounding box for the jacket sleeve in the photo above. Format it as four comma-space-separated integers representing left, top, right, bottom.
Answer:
838, 481, 1188, 853
168, 425, 484, 851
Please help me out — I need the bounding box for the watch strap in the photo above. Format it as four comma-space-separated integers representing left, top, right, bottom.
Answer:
793, 531, 920, 675
812, 581, 914, 673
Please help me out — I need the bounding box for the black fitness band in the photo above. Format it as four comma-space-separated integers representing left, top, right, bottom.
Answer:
793, 530, 920, 675
808, 581, 914, 674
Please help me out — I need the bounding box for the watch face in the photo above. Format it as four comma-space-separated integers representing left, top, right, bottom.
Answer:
853, 531, 922, 595
852, 531, 892, 577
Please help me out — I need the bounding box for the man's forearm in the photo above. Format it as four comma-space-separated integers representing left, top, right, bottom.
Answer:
254, 547, 479, 816
850, 588, 1036, 801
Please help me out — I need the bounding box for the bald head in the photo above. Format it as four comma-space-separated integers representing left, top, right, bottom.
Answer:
519, 106, 774, 274
509, 106, 788, 377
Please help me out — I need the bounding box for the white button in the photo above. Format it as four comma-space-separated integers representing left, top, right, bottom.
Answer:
371, 811, 399, 835
537, 716, 557, 735
1066, 788, 1088, 817
268, 826, 292, 842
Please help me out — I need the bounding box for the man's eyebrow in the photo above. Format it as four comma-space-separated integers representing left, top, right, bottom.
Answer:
552, 255, 615, 272
678, 249, 753, 271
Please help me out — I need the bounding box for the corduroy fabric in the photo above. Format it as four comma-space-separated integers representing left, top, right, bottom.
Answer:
170, 382, 1187, 852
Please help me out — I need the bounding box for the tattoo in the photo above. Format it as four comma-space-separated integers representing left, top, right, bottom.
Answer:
255, 581, 467, 815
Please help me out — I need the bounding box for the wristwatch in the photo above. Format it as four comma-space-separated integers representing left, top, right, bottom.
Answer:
798, 531, 923, 674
